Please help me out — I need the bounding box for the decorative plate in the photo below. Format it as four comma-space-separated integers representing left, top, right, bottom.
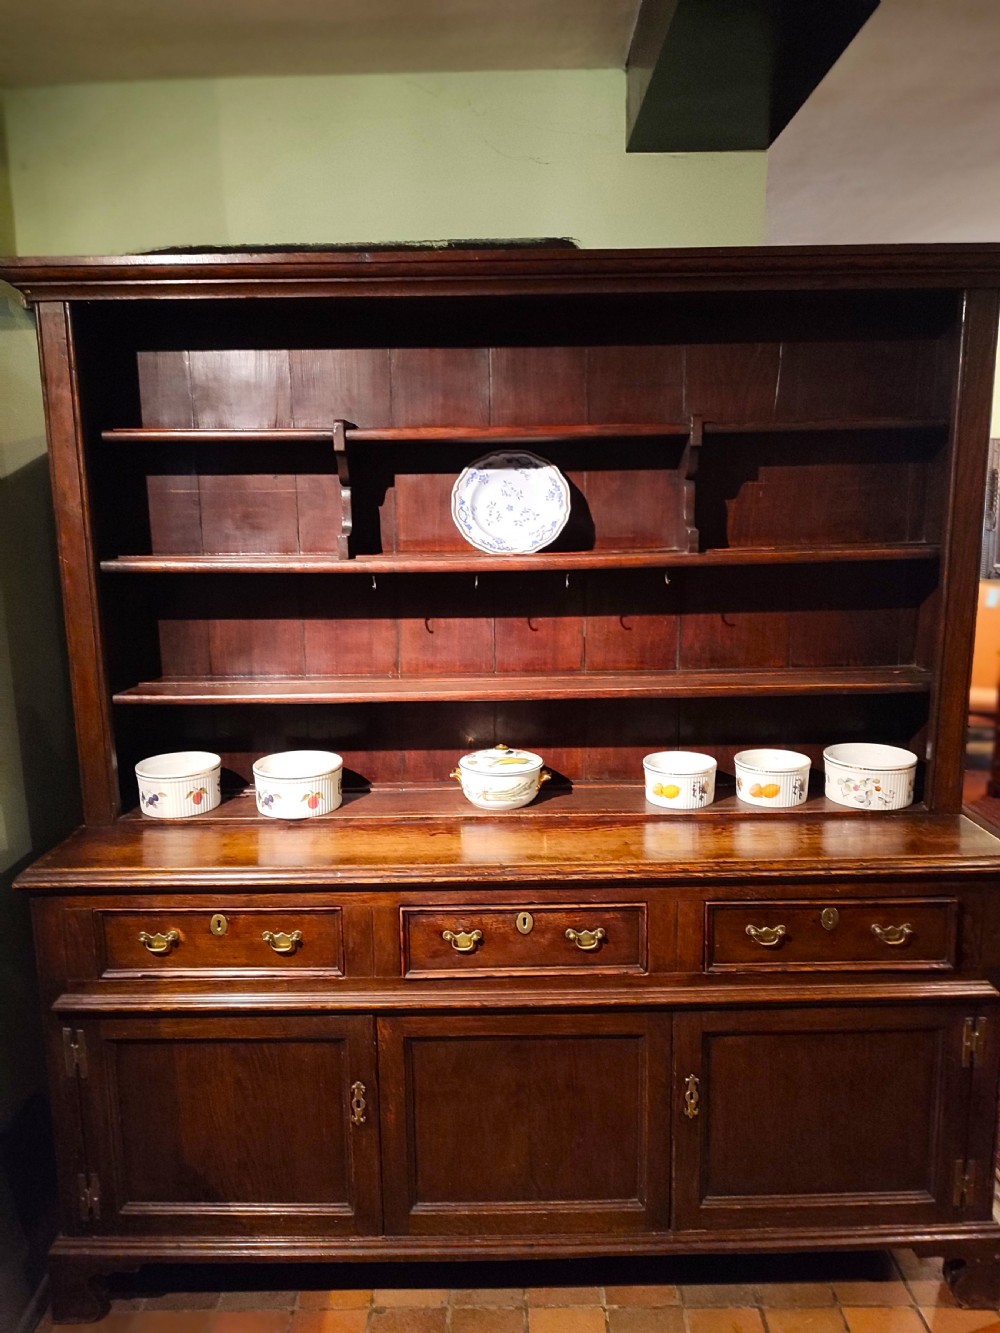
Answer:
450, 450, 571, 554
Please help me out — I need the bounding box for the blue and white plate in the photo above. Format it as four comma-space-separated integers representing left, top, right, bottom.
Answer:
450, 450, 571, 554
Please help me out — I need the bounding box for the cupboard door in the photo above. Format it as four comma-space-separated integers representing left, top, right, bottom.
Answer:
379, 1012, 670, 1236
673, 1005, 990, 1231
78, 1015, 379, 1236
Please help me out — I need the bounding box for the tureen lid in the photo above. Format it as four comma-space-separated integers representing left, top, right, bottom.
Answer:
457, 743, 544, 774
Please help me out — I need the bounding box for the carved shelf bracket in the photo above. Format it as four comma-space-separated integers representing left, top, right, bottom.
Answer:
333, 419, 354, 560
682, 414, 703, 554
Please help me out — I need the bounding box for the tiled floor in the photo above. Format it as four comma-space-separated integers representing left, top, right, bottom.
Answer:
36, 1251, 1000, 1333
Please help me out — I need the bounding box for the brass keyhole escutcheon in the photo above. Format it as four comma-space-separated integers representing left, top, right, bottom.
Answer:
210, 913, 229, 936
820, 907, 839, 931
516, 912, 534, 935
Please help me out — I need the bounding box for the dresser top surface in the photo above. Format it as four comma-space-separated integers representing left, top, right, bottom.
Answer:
15, 812, 1000, 891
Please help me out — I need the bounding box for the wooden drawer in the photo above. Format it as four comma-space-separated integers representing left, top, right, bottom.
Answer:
706, 898, 958, 971
95, 907, 344, 976
401, 903, 647, 976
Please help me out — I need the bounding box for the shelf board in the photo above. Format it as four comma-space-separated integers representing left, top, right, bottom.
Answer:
100, 418, 947, 446
102, 424, 690, 445
100, 544, 941, 575
118, 781, 928, 824
705, 418, 949, 434
112, 665, 933, 706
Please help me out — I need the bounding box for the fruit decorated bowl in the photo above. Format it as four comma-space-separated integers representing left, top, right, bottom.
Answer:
823, 742, 917, 810
450, 744, 549, 810
734, 748, 811, 808
252, 750, 343, 819
135, 751, 221, 819
642, 751, 717, 809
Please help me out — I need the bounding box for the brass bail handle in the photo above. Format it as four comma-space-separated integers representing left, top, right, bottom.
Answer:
442, 928, 483, 953
745, 923, 786, 948
871, 922, 913, 946
262, 929, 303, 954
138, 929, 180, 955
565, 927, 606, 951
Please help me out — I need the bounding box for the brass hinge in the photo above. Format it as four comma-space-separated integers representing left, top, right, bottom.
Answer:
77, 1172, 100, 1221
62, 1028, 88, 1079
962, 1016, 986, 1068
953, 1158, 977, 1208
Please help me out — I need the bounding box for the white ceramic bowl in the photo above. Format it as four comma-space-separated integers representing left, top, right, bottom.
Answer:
451, 745, 549, 810
643, 751, 717, 809
135, 751, 221, 819
734, 748, 811, 808
252, 750, 343, 818
823, 742, 917, 810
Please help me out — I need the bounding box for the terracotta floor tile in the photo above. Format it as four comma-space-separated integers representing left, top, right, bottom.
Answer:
840, 1309, 927, 1333
605, 1285, 682, 1307
49, 1317, 136, 1333
919, 1311, 1000, 1332
451, 1290, 526, 1308
755, 1284, 836, 1308
216, 1290, 299, 1310
607, 1308, 685, 1332
288, 1311, 369, 1333
208, 1313, 294, 1333
367, 1312, 449, 1333
450, 1309, 527, 1333
833, 1283, 913, 1307
763, 1310, 846, 1333
681, 1286, 760, 1308
117, 1315, 217, 1333
683, 1310, 766, 1333
143, 1293, 223, 1311
905, 1281, 958, 1309
893, 1251, 946, 1282
526, 1288, 604, 1307
297, 1291, 373, 1310
527, 1308, 607, 1333
372, 1289, 449, 1308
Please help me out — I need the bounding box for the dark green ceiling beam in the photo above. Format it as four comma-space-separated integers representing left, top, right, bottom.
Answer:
626, 0, 880, 152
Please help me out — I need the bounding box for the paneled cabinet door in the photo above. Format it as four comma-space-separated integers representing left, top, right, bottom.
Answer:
73, 1015, 380, 1236
378, 1012, 671, 1236
672, 1005, 997, 1232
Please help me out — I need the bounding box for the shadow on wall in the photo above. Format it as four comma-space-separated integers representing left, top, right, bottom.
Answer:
0, 449, 81, 1322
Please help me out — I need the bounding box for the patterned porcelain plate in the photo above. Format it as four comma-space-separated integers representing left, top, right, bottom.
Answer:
450, 450, 571, 554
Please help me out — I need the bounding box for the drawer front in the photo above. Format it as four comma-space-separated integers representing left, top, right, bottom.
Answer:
401, 904, 646, 976
96, 907, 344, 976
706, 898, 957, 971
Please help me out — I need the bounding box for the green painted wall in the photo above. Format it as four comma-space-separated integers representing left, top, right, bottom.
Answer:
3, 69, 766, 253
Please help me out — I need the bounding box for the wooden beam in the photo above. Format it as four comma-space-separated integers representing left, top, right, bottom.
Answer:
627, 0, 880, 152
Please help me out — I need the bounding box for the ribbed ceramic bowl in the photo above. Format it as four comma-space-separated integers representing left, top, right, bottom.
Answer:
135, 751, 221, 819
451, 745, 549, 810
734, 748, 811, 808
252, 750, 343, 819
643, 751, 717, 809
823, 742, 917, 810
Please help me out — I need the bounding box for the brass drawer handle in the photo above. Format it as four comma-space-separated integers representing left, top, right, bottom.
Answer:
138, 929, 180, 955
871, 922, 913, 946
745, 923, 787, 948
262, 929, 303, 954
442, 928, 483, 953
565, 927, 606, 951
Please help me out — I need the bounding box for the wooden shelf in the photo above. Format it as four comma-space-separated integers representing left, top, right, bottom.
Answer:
100, 545, 941, 575
100, 418, 947, 447
117, 781, 928, 824
102, 424, 691, 445
112, 666, 933, 706
705, 418, 949, 434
